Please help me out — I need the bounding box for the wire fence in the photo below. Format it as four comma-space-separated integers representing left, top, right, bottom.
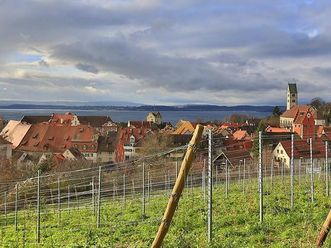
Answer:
0, 133, 330, 246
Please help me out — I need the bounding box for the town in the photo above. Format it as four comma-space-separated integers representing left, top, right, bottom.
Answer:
0, 83, 330, 180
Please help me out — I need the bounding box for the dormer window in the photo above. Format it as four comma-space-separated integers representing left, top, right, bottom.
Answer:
32, 133, 39, 139
130, 135, 135, 145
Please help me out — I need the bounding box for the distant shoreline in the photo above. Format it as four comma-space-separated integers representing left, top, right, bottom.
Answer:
0, 104, 281, 113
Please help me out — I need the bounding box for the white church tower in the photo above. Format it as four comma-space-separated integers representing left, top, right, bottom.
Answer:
287, 83, 298, 110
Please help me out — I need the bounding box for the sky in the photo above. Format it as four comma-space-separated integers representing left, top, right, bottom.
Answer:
0, 0, 331, 106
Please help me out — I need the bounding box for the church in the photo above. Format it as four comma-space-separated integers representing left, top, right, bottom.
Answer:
279, 83, 325, 140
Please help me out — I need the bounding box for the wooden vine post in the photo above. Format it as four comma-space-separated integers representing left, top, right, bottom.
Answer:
316, 209, 331, 247
151, 124, 204, 248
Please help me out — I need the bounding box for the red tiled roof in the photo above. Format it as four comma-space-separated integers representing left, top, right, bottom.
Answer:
281, 105, 320, 120
128, 121, 153, 129
280, 139, 326, 159
118, 127, 150, 146
233, 130, 250, 140
17, 123, 98, 153
266, 126, 291, 133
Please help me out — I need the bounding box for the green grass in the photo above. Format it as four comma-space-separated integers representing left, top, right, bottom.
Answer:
0, 176, 330, 247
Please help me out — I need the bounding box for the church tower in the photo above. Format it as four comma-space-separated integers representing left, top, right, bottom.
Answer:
287, 83, 298, 110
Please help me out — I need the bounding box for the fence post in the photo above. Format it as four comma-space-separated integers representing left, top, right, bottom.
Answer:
299, 158, 302, 186
97, 166, 101, 228
310, 138, 314, 203
282, 161, 284, 184
57, 177, 61, 226
259, 131, 263, 223
113, 179, 116, 201
207, 128, 213, 243
270, 159, 273, 190
190, 172, 193, 195
132, 178, 135, 198
176, 159, 178, 179
67, 185, 70, 213
290, 134, 294, 208
92, 177, 95, 215
215, 165, 218, 186
36, 170, 40, 243
4, 192, 7, 226
326, 141, 329, 197
142, 162, 146, 217
15, 183, 18, 231
225, 160, 228, 198
148, 171, 151, 202
164, 173, 167, 195
203, 159, 206, 201
239, 162, 241, 186
243, 159, 246, 194
123, 174, 126, 208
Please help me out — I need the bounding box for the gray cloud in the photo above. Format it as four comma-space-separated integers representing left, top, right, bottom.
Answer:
75, 63, 99, 74
0, 0, 331, 105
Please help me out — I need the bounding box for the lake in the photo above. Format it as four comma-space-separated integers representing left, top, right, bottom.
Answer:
0, 109, 269, 125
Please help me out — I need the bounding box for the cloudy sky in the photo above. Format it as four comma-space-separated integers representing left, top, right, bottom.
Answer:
0, 0, 331, 106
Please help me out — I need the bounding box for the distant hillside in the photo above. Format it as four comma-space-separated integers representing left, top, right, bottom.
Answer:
0, 104, 281, 112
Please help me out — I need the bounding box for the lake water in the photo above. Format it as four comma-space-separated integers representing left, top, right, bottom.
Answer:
0, 109, 269, 125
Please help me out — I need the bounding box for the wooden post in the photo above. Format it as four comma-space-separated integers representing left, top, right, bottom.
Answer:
316, 209, 331, 247
151, 124, 204, 248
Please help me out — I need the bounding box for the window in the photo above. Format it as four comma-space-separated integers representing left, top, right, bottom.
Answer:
281, 150, 283, 154
292, 94, 295, 97
292, 100, 295, 103
130, 135, 135, 145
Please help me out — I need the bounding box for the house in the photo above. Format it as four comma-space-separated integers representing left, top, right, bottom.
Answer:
265, 126, 291, 134
273, 139, 328, 169
101, 121, 118, 135
286, 83, 298, 110
316, 126, 331, 141
280, 83, 325, 128
146, 112, 162, 125
213, 150, 253, 170
115, 127, 152, 162
0, 120, 31, 148
97, 134, 117, 163
16, 122, 99, 162
173, 120, 196, 135
173, 120, 210, 135
232, 129, 251, 141
213, 127, 231, 137
62, 147, 86, 161
292, 109, 315, 140
220, 122, 243, 132
128, 121, 154, 129
21, 113, 115, 133
0, 136, 12, 160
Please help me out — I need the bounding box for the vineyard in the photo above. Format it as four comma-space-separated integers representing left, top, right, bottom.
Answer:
0, 132, 331, 247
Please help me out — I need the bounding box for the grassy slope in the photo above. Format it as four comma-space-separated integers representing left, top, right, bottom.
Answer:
0, 176, 330, 247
